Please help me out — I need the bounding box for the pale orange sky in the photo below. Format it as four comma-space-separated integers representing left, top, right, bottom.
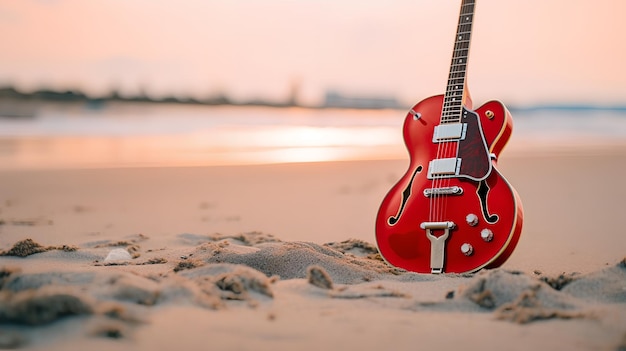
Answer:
0, 0, 624, 106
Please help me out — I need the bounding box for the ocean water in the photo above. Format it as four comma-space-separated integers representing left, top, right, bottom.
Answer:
1, 102, 625, 169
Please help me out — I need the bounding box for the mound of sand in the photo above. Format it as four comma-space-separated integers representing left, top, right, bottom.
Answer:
0, 235, 624, 349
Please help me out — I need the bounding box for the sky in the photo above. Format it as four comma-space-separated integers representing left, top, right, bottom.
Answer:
0, 0, 624, 106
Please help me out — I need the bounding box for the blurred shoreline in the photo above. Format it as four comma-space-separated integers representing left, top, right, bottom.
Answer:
2, 85, 626, 119
0, 85, 406, 116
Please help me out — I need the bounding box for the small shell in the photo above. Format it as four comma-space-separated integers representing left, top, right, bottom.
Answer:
104, 248, 132, 262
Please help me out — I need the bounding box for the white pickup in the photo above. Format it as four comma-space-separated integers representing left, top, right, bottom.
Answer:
432, 123, 467, 143
427, 157, 461, 179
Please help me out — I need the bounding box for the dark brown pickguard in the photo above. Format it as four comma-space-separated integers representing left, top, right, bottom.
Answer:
457, 108, 491, 180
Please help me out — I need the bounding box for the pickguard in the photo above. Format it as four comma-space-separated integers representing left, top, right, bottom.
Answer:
457, 108, 492, 180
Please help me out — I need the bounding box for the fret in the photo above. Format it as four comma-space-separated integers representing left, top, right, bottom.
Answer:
448, 72, 466, 79
446, 86, 464, 92
460, 2, 475, 12
449, 67, 467, 73
444, 96, 463, 101
444, 96, 463, 103
447, 76, 465, 80
443, 98, 463, 103
442, 107, 462, 113
445, 90, 464, 96
445, 90, 464, 95
449, 71, 466, 77
441, 119, 459, 123
447, 77, 465, 83
449, 64, 468, 70
448, 71, 466, 76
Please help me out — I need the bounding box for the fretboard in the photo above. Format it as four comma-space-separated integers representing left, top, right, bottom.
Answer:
441, 0, 476, 124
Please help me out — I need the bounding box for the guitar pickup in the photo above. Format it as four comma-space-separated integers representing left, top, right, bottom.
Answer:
427, 157, 461, 179
432, 123, 467, 143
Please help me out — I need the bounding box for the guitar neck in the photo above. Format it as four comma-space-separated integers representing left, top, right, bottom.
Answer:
441, 0, 476, 124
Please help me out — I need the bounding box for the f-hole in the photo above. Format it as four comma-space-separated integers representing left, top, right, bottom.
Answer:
388, 165, 422, 225
477, 180, 499, 223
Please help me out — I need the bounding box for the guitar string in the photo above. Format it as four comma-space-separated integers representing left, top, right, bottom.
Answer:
450, 0, 474, 226
434, 90, 455, 223
442, 4, 469, 225
433, 0, 474, 226
436, 42, 460, 223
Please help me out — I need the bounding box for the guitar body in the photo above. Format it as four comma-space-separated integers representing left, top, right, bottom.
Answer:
375, 95, 523, 273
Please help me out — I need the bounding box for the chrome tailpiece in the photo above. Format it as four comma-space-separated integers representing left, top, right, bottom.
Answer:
420, 221, 455, 274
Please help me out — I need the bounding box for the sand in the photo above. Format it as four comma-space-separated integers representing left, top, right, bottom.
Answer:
0, 148, 625, 350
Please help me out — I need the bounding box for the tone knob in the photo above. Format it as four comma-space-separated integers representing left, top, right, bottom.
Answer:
465, 214, 479, 226
461, 243, 473, 256
481, 229, 494, 242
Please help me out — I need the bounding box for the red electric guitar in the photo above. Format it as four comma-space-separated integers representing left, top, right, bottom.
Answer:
375, 0, 523, 274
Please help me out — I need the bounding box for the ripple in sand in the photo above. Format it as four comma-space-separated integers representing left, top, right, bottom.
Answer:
0, 288, 94, 325
307, 265, 333, 290
495, 285, 586, 324
0, 239, 77, 257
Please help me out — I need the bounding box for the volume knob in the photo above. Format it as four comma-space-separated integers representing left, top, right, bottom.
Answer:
466, 214, 479, 226
461, 243, 474, 256
481, 229, 494, 242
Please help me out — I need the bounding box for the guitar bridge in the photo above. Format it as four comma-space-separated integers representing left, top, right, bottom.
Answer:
423, 186, 463, 197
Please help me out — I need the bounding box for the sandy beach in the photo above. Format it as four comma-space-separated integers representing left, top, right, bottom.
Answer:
1, 147, 625, 350
2, 0, 625, 349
